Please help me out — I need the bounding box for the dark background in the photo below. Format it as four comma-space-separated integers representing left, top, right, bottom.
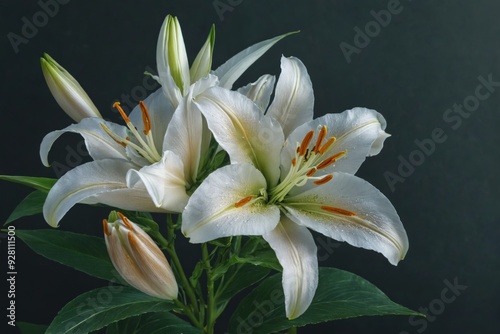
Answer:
1, 0, 499, 333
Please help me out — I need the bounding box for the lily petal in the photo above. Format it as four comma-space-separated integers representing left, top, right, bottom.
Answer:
263, 218, 318, 319
164, 75, 219, 185
44, 159, 156, 227
126, 151, 189, 213
213, 31, 297, 89
283, 172, 408, 265
40, 118, 128, 167
194, 87, 284, 186
267, 56, 314, 137
281, 108, 390, 178
190, 24, 215, 83
182, 164, 280, 243
237, 74, 276, 112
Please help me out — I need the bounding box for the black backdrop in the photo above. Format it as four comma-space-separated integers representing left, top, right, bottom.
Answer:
1, 0, 499, 333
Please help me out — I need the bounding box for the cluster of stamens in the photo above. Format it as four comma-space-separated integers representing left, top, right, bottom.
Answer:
101, 102, 162, 164
268, 125, 347, 204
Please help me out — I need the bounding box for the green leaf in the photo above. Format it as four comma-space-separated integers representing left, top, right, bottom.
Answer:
5, 190, 47, 225
46, 287, 174, 334
229, 267, 422, 334
16, 229, 126, 284
233, 248, 282, 272
0, 175, 57, 192
106, 312, 202, 334
17, 322, 49, 334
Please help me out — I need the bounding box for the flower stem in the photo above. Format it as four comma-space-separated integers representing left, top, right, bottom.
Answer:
164, 214, 200, 320
173, 298, 203, 329
203, 243, 216, 334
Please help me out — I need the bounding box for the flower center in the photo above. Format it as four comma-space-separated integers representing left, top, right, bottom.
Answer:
269, 125, 347, 204
101, 102, 162, 164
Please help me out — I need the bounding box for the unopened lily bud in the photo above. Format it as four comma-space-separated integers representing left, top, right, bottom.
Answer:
190, 24, 215, 84
103, 212, 178, 300
41, 53, 102, 122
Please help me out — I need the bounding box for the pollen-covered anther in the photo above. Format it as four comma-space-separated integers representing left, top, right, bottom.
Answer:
319, 136, 336, 154
306, 167, 317, 177
100, 123, 127, 148
314, 126, 327, 153
113, 102, 131, 123
299, 130, 315, 156
317, 150, 347, 169
320, 206, 356, 216
234, 196, 254, 208
313, 174, 333, 185
139, 101, 152, 135
291, 157, 297, 167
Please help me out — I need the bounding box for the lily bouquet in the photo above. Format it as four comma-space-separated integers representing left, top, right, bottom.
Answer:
2, 14, 420, 334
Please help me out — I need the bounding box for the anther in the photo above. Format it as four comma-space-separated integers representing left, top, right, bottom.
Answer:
319, 137, 336, 154
100, 123, 127, 148
291, 158, 297, 167
317, 151, 346, 169
314, 126, 327, 153
306, 168, 317, 177
139, 101, 152, 135
320, 206, 356, 216
234, 196, 253, 208
313, 174, 333, 185
299, 130, 315, 156
113, 102, 131, 123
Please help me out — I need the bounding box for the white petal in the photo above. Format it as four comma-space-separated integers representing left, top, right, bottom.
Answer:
43, 159, 155, 227
267, 57, 314, 137
281, 108, 390, 178
126, 151, 189, 213
40, 118, 128, 167
164, 75, 219, 185
213, 32, 295, 89
282, 172, 408, 265
263, 218, 318, 319
128, 88, 175, 155
237, 74, 276, 112
156, 16, 183, 107
182, 164, 280, 243
194, 87, 284, 186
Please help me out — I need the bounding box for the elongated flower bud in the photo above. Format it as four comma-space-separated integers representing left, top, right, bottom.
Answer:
41, 53, 102, 122
103, 212, 178, 300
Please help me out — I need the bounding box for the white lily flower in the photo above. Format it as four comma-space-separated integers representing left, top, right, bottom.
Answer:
182, 57, 408, 319
41, 15, 292, 227
40, 53, 102, 122
103, 212, 178, 300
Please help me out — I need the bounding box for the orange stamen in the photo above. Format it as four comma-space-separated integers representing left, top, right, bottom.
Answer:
127, 231, 139, 249
306, 168, 317, 177
314, 126, 327, 153
299, 130, 314, 156
291, 157, 297, 167
234, 196, 253, 208
113, 102, 131, 123
102, 219, 111, 236
100, 123, 127, 148
320, 206, 356, 216
139, 101, 152, 135
319, 137, 336, 154
118, 212, 134, 230
317, 151, 346, 169
313, 174, 333, 185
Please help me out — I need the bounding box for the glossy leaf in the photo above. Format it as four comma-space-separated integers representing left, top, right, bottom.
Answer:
16, 229, 126, 284
228, 267, 421, 333
46, 287, 173, 334
0, 175, 56, 192
5, 190, 47, 225
106, 312, 201, 334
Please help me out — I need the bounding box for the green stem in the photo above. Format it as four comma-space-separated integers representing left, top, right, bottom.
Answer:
164, 215, 200, 319
287, 327, 297, 334
203, 243, 216, 334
